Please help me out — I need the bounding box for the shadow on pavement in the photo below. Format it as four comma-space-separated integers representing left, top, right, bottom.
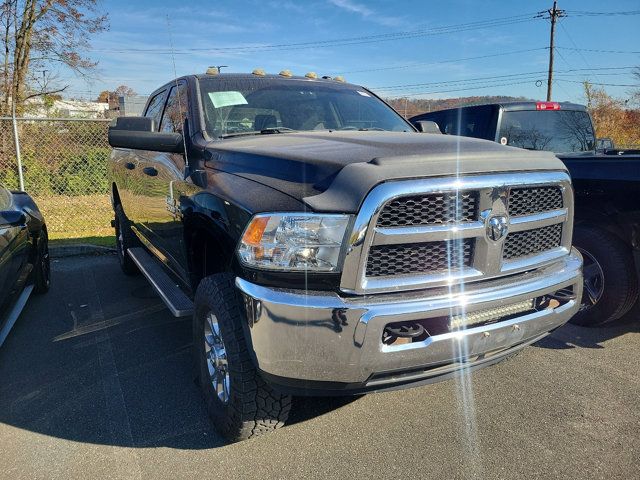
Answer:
0, 254, 360, 450
535, 311, 639, 350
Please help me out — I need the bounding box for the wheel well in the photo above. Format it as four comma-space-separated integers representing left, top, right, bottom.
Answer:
575, 218, 631, 248
186, 226, 230, 290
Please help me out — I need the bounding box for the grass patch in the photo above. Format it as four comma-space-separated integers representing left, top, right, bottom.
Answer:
50, 235, 115, 248
34, 194, 115, 245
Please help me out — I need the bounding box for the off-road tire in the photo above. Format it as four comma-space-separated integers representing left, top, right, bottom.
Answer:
114, 205, 139, 276
33, 227, 50, 294
193, 273, 291, 442
571, 225, 639, 327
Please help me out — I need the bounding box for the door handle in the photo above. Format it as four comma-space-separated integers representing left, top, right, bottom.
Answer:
142, 167, 158, 177
124, 162, 136, 170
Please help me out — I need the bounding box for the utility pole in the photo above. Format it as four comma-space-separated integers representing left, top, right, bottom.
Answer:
545, 1, 566, 101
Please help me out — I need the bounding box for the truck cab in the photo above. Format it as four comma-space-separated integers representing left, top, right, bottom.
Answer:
411, 101, 595, 154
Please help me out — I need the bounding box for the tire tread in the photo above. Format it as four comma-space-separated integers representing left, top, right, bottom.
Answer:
194, 273, 291, 442
572, 225, 639, 326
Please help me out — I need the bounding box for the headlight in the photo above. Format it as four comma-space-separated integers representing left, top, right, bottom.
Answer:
237, 213, 351, 272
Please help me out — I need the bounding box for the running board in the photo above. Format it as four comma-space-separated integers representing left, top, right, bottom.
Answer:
0, 284, 34, 348
127, 247, 194, 317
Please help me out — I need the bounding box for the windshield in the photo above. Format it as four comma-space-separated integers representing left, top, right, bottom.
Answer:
198, 77, 412, 138
498, 110, 595, 153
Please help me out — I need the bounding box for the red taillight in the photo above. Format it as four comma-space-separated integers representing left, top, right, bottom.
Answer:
536, 101, 561, 110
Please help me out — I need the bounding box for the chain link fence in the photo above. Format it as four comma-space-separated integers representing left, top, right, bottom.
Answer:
0, 117, 113, 240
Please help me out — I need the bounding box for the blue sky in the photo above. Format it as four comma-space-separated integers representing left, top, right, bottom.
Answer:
64, 0, 640, 103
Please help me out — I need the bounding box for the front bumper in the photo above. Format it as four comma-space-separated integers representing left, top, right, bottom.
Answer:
237, 249, 582, 394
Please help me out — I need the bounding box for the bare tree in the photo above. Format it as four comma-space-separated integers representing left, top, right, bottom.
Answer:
0, 0, 108, 114
95, 84, 136, 108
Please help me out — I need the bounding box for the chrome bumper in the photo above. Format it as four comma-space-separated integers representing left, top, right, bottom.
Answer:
236, 249, 582, 388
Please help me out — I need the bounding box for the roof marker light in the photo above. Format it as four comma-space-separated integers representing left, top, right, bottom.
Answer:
536, 101, 561, 110
205, 67, 219, 76
305, 72, 318, 79
252, 68, 266, 76
334, 76, 346, 83
279, 69, 293, 77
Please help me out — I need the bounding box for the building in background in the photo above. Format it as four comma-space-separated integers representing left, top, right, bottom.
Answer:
24, 98, 109, 118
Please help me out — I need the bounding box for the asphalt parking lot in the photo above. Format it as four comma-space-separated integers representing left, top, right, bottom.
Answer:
0, 254, 638, 480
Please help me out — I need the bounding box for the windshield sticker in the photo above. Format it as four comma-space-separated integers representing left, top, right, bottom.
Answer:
356, 90, 371, 97
208, 91, 248, 108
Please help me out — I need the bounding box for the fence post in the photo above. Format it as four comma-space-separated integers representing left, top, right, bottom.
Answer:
11, 103, 25, 191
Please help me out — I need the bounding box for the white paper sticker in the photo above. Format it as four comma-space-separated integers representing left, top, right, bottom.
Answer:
356, 90, 371, 97
208, 91, 248, 108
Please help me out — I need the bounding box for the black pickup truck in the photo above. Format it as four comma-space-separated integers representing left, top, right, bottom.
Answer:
108, 72, 582, 441
411, 101, 640, 326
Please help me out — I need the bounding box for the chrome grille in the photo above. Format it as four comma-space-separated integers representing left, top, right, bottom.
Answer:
367, 240, 474, 277
340, 172, 573, 295
377, 192, 478, 227
503, 224, 563, 260
508, 187, 563, 216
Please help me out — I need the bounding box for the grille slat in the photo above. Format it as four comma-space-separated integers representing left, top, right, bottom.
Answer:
366, 240, 474, 277
377, 192, 478, 227
503, 224, 563, 260
508, 187, 563, 216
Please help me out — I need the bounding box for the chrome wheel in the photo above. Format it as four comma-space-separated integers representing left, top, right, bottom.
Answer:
204, 312, 230, 404
578, 247, 605, 311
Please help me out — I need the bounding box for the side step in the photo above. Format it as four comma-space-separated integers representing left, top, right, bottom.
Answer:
127, 247, 194, 317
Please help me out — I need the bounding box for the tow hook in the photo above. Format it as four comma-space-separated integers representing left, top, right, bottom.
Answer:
382, 322, 426, 345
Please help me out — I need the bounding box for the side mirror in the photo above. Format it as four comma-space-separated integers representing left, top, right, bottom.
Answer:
0, 210, 26, 227
414, 120, 442, 134
108, 116, 184, 153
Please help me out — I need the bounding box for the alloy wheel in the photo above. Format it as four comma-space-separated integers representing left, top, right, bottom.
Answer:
203, 312, 230, 404
577, 247, 605, 311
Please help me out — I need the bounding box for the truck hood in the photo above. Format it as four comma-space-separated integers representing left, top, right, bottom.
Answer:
205, 131, 565, 213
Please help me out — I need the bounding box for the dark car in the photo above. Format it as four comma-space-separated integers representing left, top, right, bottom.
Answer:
0, 185, 50, 347
410, 101, 640, 326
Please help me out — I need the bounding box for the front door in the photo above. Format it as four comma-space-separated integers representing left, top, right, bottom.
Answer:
119, 88, 168, 243
140, 82, 191, 283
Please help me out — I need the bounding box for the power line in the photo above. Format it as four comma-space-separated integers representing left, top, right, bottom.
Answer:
556, 80, 639, 87
87, 13, 542, 54
565, 10, 640, 17
556, 46, 640, 54
558, 19, 600, 84
381, 80, 540, 98
371, 66, 636, 91
336, 47, 549, 74
379, 77, 639, 99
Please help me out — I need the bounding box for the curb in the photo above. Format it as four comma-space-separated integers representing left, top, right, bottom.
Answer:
50, 244, 116, 258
